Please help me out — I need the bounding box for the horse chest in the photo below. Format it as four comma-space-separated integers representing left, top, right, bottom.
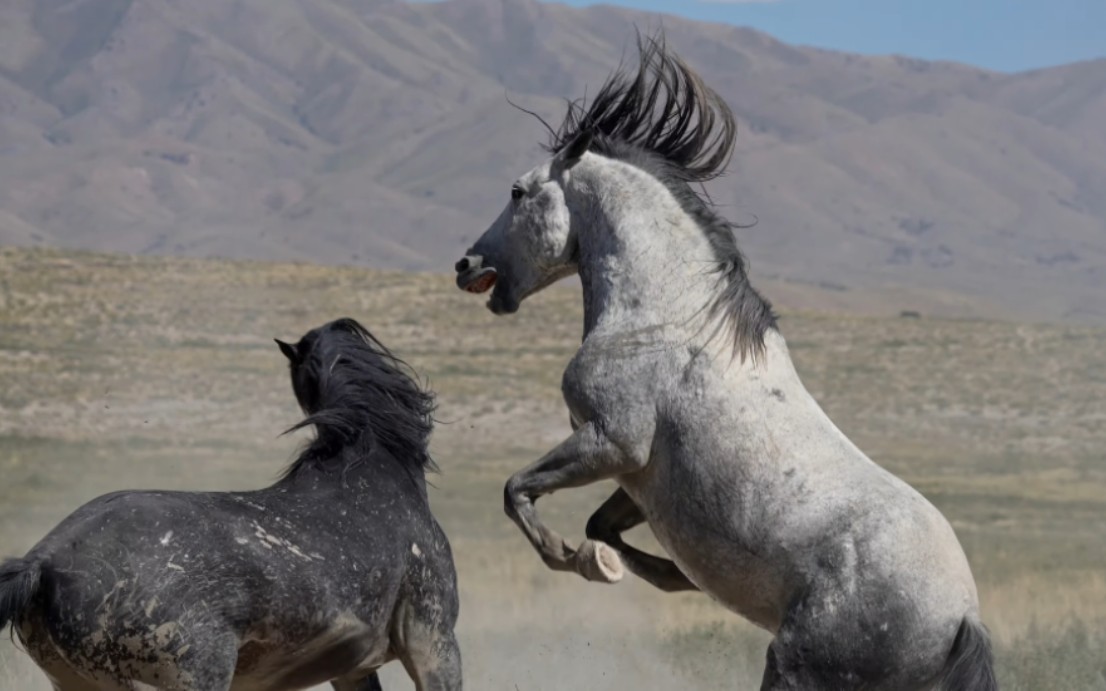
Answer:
564, 336, 674, 414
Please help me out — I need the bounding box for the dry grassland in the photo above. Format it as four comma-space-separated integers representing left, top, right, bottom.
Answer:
0, 247, 1103, 689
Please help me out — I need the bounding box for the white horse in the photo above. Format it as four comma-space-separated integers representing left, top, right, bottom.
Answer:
454, 34, 996, 691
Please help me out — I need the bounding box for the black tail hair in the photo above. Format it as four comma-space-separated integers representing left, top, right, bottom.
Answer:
940, 617, 999, 690
0, 557, 41, 634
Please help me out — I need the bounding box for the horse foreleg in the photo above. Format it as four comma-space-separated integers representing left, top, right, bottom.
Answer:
585, 488, 699, 593
504, 421, 636, 582
397, 631, 461, 691
363, 674, 384, 691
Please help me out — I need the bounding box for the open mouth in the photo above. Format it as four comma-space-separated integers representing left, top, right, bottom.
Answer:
457, 267, 498, 294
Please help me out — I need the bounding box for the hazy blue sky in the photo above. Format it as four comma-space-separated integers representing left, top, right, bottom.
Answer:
548, 0, 1105, 72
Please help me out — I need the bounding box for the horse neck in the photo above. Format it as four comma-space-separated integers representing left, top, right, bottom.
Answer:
277, 443, 429, 502
570, 159, 721, 339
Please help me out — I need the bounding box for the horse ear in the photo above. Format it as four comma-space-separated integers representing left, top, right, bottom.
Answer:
559, 129, 593, 169
275, 339, 299, 363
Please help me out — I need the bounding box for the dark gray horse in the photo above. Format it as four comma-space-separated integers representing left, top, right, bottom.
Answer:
455, 33, 996, 691
0, 318, 461, 691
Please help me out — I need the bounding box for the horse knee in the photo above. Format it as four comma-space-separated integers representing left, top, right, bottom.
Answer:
503, 473, 534, 521
400, 631, 462, 691
502, 477, 520, 519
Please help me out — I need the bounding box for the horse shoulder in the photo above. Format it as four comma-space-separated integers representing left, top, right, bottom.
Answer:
562, 336, 686, 467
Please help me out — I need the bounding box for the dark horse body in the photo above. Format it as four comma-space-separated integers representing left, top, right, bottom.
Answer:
0, 318, 461, 691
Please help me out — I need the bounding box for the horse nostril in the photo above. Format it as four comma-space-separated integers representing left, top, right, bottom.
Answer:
455, 258, 470, 273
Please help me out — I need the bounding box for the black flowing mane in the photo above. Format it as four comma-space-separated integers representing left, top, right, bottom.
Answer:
546, 31, 777, 361
278, 318, 437, 479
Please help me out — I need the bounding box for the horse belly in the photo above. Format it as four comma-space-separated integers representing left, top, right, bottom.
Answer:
231, 617, 389, 690
624, 462, 790, 631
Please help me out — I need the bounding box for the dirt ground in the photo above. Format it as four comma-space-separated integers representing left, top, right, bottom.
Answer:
1, 248, 1103, 689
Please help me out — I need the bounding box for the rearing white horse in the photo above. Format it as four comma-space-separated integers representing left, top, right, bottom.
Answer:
455, 33, 995, 691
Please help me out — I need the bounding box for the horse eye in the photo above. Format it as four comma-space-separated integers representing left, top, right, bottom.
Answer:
511, 185, 525, 201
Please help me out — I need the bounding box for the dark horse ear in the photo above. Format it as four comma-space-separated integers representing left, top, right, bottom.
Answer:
274, 339, 299, 363
559, 129, 593, 170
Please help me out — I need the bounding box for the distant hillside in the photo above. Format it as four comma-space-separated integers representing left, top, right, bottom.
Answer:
1, 0, 1103, 324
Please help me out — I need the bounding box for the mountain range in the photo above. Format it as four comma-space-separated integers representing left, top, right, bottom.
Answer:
1, 0, 1103, 323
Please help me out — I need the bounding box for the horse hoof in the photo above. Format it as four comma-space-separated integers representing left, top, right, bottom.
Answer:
575, 539, 624, 583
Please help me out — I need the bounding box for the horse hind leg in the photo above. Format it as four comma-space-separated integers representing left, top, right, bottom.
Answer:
86, 634, 237, 691
758, 594, 954, 691
96, 635, 237, 691
35, 663, 104, 691
29, 659, 147, 691
15, 617, 109, 691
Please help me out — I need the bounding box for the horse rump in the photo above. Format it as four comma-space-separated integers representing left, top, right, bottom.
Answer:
939, 616, 998, 691
0, 556, 41, 633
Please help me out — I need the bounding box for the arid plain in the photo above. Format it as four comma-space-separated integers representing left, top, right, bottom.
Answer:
0, 247, 1103, 689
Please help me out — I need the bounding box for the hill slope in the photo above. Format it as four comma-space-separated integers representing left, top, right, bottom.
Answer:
0, 0, 1103, 323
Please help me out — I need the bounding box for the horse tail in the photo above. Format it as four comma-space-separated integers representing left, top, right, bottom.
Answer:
939, 616, 998, 691
0, 557, 42, 634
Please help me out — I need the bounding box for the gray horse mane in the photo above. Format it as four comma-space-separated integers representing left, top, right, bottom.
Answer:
546, 31, 777, 361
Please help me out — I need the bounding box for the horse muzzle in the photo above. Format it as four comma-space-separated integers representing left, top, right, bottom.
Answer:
455, 255, 498, 294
